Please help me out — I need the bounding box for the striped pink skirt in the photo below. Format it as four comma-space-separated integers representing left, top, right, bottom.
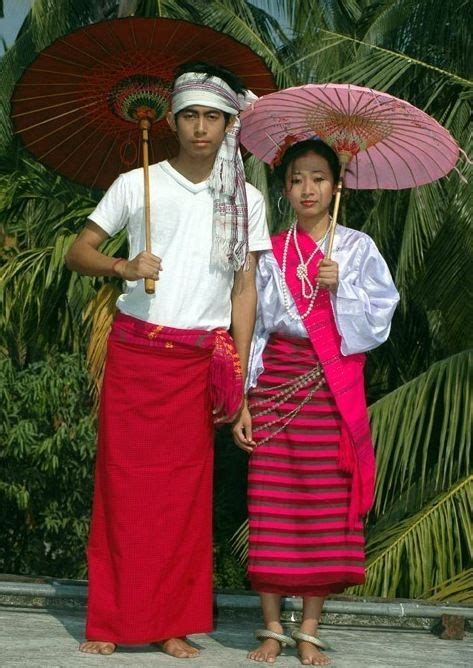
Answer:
247, 333, 365, 596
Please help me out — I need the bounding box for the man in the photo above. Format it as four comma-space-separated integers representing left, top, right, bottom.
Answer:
66, 61, 271, 659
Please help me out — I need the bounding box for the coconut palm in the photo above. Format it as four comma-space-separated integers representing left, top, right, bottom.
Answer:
1, 0, 471, 597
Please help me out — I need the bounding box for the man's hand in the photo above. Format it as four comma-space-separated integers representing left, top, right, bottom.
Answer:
116, 251, 162, 281
317, 258, 339, 293
232, 399, 256, 454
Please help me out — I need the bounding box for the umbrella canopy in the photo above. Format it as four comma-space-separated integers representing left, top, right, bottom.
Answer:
240, 83, 459, 189
11, 16, 276, 190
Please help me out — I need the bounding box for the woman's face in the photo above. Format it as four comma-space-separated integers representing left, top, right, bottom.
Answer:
283, 151, 336, 221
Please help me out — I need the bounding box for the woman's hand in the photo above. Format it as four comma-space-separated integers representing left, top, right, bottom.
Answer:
232, 399, 256, 454
317, 258, 339, 293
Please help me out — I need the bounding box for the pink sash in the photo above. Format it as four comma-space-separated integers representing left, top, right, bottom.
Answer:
272, 229, 375, 525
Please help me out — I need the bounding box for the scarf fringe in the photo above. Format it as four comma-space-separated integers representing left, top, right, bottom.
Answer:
209, 330, 243, 416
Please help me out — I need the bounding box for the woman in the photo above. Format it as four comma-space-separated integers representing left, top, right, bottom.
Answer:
233, 139, 399, 665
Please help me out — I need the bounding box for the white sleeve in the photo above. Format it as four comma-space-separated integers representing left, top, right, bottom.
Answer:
331, 237, 400, 355
88, 174, 129, 236
247, 191, 272, 252
245, 256, 271, 391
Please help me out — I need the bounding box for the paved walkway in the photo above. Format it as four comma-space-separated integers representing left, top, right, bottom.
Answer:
0, 606, 472, 667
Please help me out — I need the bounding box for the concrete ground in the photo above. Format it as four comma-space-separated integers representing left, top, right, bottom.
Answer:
0, 606, 472, 668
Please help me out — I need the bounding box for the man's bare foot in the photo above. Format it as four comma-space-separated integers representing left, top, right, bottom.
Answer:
159, 637, 200, 659
79, 641, 116, 655
297, 640, 330, 666
248, 637, 282, 663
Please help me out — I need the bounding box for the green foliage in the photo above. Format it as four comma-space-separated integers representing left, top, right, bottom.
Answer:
213, 428, 248, 589
371, 350, 471, 515
0, 353, 96, 577
356, 476, 472, 599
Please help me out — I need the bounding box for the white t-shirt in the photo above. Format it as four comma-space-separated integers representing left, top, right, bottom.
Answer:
89, 160, 271, 330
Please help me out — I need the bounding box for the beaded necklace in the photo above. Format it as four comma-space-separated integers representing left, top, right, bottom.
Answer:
250, 363, 326, 448
280, 220, 331, 321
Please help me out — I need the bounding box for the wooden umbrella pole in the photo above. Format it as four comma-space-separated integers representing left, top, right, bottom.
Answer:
326, 154, 350, 259
140, 118, 155, 295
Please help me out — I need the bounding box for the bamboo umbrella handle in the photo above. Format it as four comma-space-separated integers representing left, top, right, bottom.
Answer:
326, 156, 349, 259
140, 119, 155, 295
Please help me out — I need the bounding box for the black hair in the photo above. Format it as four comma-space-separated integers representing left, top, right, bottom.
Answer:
274, 139, 341, 185
172, 61, 247, 126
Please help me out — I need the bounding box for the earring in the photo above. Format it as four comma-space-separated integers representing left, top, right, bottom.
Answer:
277, 196, 285, 215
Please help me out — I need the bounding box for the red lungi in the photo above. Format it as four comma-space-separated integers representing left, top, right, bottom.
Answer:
247, 333, 365, 596
86, 314, 215, 643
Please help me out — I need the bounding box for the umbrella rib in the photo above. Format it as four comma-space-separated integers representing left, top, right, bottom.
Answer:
363, 148, 383, 189
83, 30, 115, 58
14, 81, 90, 87
18, 103, 102, 145
40, 113, 111, 163
381, 136, 452, 181
161, 23, 182, 53
13, 90, 99, 102
14, 100, 100, 135
131, 20, 137, 50
12, 94, 101, 118
107, 22, 129, 61
51, 38, 111, 67
18, 67, 88, 79
148, 18, 157, 50
14, 88, 97, 104
384, 129, 455, 156
90, 136, 120, 189
40, 52, 105, 69
68, 129, 113, 178
372, 144, 414, 188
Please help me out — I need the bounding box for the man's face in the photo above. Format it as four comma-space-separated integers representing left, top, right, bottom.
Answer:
167, 105, 234, 161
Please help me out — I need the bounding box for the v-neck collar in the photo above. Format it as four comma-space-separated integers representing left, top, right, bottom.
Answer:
159, 160, 209, 194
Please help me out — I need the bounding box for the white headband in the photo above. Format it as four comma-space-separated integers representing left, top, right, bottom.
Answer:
171, 72, 256, 116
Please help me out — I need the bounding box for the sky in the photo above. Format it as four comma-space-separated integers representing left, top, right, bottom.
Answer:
0, 0, 30, 47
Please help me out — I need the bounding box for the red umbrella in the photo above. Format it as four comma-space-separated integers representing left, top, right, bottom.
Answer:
11, 16, 276, 292
240, 83, 459, 257
11, 17, 275, 190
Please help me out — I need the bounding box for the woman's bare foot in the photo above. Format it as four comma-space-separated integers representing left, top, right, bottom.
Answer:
79, 641, 116, 655
159, 637, 200, 659
297, 640, 330, 665
248, 637, 282, 663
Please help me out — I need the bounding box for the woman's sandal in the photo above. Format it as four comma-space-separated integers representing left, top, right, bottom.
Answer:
291, 629, 330, 651
255, 629, 297, 648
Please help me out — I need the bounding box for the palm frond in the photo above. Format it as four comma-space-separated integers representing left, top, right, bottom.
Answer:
195, 0, 292, 88
84, 283, 120, 401
354, 476, 472, 598
371, 350, 471, 515
230, 517, 249, 565
420, 568, 473, 603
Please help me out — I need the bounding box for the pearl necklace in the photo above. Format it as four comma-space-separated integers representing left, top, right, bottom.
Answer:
281, 220, 331, 321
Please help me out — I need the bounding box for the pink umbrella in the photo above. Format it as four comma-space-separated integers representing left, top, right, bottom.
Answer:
240, 83, 459, 256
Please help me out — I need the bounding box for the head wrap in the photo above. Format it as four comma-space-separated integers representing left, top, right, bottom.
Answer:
172, 72, 257, 271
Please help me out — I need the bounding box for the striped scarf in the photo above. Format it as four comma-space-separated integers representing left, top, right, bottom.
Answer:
172, 72, 257, 270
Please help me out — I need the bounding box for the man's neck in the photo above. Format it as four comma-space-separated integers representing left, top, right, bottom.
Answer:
168, 152, 216, 184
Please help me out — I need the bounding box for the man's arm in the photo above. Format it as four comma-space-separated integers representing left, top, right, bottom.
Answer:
65, 220, 161, 281
230, 251, 258, 384
228, 251, 258, 441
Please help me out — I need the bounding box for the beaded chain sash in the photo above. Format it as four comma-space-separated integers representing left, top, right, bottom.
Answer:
251, 363, 325, 448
